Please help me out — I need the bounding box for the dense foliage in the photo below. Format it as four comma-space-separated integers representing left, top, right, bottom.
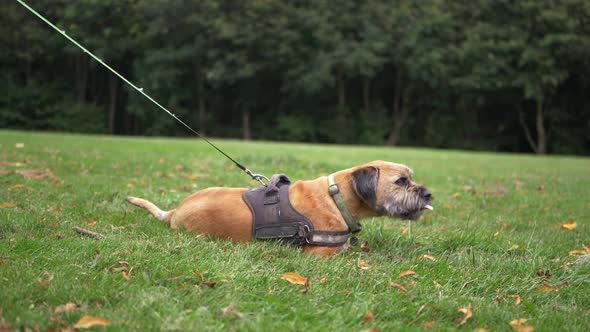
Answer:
2, 0, 590, 154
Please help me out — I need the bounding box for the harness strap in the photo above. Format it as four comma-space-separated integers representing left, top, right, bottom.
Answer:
328, 174, 362, 234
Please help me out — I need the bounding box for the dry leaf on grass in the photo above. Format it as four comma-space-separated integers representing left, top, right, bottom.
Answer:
421, 254, 436, 261
73, 316, 110, 329
361, 327, 378, 332
363, 311, 374, 323
221, 303, 244, 318
9, 184, 26, 190
508, 295, 522, 305
121, 271, 130, 281
0, 203, 16, 209
360, 241, 370, 252
509, 318, 534, 332
358, 260, 376, 270
559, 220, 577, 230
390, 282, 408, 294
280, 272, 308, 285
537, 281, 559, 293
432, 280, 442, 288
422, 321, 436, 329
568, 244, 590, 256
456, 304, 472, 326
37, 271, 54, 286
397, 270, 416, 279
87, 217, 97, 227
473, 328, 490, 332
53, 302, 79, 315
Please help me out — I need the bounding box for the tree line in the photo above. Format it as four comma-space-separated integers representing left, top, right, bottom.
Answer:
2, 0, 590, 154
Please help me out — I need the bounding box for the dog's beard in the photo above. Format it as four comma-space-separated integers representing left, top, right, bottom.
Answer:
383, 190, 428, 220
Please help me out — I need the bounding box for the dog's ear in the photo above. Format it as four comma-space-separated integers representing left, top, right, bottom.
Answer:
351, 166, 379, 208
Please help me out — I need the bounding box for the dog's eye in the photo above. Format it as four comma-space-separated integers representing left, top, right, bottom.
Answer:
395, 176, 408, 186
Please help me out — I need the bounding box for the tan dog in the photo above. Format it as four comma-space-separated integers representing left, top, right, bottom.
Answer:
127, 160, 432, 257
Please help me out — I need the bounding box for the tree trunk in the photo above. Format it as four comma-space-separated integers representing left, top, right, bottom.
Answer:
517, 100, 547, 154
242, 109, 251, 140
108, 74, 118, 135
386, 72, 412, 146
362, 76, 370, 113
535, 99, 547, 154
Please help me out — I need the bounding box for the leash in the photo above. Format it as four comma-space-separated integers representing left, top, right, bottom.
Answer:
16, 0, 269, 186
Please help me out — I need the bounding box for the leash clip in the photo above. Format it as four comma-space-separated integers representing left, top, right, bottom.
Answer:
245, 168, 270, 186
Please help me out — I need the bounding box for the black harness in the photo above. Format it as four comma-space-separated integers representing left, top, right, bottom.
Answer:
242, 174, 350, 247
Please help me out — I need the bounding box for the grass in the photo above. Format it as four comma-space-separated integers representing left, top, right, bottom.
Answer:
0, 129, 589, 331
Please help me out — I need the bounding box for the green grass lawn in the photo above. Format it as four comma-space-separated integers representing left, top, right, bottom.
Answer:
1, 130, 589, 331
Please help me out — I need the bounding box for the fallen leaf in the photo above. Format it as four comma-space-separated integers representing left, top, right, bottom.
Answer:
280, 272, 307, 285
537, 281, 559, 293
422, 254, 436, 261
361, 328, 378, 332
15, 143, 24, 148
121, 271, 129, 281
568, 244, 590, 256
457, 304, 472, 326
536, 185, 544, 191
0, 203, 16, 209
317, 277, 328, 283
37, 271, 54, 286
15, 169, 52, 180
73, 316, 110, 329
432, 280, 442, 288
423, 321, 436, 329
513, 180, 524, 189
509, 318, 534, 332
397, 270, 416, 279
473, 329, 490, 332
508, 294, 522, 305
493, 231, 500, 237
360, 241, 370, 252
9, 184, 26, 190
559, 220, 577, 230
111, 261, 129, 273
358, 260, 376, 270
363, 311, 374, 323
450, 192, 461, 198
87, 218, 97, 227
390, 282, 408, 293
54, 302, 79, 315
221, 303, 243, 318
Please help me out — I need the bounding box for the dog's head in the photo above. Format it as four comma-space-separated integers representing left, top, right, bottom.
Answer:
351, 161, 432, 220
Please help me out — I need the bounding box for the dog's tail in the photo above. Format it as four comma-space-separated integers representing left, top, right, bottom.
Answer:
126, 196, 173, 223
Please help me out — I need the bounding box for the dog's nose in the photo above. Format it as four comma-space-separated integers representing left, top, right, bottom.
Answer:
421, 190, 431, 200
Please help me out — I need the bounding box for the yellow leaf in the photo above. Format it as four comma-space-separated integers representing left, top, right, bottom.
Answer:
559, 220, 577, 230
361, 328, 378, 332
87, 217, 97, 227
363, 311, 375, 323
0, 203, 16, 209
422, 254, 436, 261
450, 192, 461, 198
390, 282, 408, 294
509, 318, 534, 332
73, 316, 110, 329
508, 294, 522, 305
358, 260, 376, 270
280, 272, 307, 285
9, 184, 26, 190
432, 280, 442, 288
397, 270, 416, 279
457, 304, 472, 326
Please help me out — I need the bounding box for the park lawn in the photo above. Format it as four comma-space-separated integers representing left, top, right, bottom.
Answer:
0, 130, 589, 331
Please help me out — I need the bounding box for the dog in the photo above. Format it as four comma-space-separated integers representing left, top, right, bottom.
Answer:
127, 160, 432, 257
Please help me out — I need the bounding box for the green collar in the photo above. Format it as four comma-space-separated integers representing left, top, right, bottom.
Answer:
328, 174, 362, 234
